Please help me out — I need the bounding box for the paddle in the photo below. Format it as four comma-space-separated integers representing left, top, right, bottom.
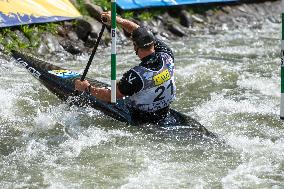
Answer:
80, 24, 106, 81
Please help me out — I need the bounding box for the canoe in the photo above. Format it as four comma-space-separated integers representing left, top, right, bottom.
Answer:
11, 51, 215, 138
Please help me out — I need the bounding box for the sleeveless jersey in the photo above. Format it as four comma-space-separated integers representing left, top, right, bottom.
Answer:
128, 52, 176, 112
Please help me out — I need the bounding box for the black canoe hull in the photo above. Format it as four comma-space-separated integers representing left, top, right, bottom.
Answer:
11, 51, 213, 137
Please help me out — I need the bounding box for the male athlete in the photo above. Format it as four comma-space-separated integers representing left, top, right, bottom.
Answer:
75, 12, 176, 123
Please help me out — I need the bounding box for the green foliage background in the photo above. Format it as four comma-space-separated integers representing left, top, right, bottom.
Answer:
0, 0, 215, 53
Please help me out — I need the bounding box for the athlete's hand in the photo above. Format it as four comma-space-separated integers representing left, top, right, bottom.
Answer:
101, 11, 111, 25
74, 79, 90, 92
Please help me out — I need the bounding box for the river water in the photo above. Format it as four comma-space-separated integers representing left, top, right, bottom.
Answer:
0, 19, 283, 188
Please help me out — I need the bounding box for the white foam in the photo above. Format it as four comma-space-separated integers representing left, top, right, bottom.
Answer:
222, 135, 284, 188
34, 110, 57, 131
195, 92, 278, 125
25, 139, 49, 159
237, 75, 280, 97
60, 127, 132, 158
0, 89, 17, 121
120, 160, 207, 189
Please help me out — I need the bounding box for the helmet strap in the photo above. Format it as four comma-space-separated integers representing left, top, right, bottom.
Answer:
134, 43, 139, 55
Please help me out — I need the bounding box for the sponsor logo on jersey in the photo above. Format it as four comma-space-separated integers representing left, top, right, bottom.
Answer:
153, 69, 171, 86
127, 72, 136, 84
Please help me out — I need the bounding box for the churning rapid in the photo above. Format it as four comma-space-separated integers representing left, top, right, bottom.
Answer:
0, 19, 283, 188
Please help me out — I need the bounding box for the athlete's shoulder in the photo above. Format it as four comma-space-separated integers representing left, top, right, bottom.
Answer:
154, 38, 174, 59
118, 69, 143, 96
123, 69, 142, 84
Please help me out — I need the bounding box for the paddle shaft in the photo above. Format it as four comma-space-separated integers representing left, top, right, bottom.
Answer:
81, 24, 106, 81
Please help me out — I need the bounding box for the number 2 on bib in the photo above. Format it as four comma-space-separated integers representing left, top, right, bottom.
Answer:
153, 80, 174, 102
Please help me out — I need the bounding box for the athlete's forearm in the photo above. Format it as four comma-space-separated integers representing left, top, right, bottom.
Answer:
89, 85, 124, 102
89, 86, 111, 102
75, 79, 123, 102
116, 17, 139, 34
